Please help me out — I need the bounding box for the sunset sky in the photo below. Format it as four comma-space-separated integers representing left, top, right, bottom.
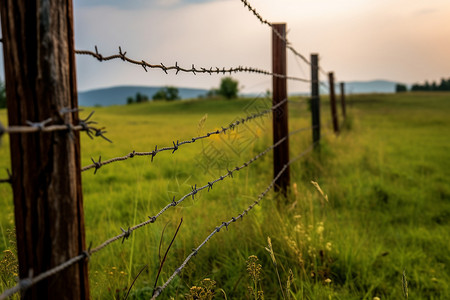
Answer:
2, 0, 450, 94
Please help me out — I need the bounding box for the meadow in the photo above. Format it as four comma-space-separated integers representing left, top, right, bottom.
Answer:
0, 92, 449, 299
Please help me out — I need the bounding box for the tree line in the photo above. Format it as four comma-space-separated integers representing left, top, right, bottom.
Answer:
396, 78, 450, 92
127, 77, 240, 104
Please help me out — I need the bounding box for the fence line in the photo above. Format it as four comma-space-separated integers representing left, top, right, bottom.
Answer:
152, 143, 315, 299
81, 98, 287, 173
0, 1, 347, 298
75, 47, 310, 83
0, 125, 313, 299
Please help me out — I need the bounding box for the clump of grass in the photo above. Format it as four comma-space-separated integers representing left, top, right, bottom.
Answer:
186, 278, 216, 300
246, 255, 264, 300
90, 266, 128, 299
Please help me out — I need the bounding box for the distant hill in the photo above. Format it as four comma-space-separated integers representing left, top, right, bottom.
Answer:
78, 80, 403, 107
78, 85, 208, 107
338, 80, 400, 94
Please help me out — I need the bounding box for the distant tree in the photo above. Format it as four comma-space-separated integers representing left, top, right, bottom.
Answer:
439, 78, 450, 91
411, 78, 450, 92
126, 92, 149, 104
0, 79, 6, 108
431, 81, 438, 91
411, 83, 421, 91
218, 77, 239, 99
165, 86, 180, 101
395, 83, 408, 93
152, 86, 180, 101
135, 92, 149, 103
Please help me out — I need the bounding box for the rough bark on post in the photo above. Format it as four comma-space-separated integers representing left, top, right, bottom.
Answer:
310, 54, 320, 147
328, 72, 339, 134
272, 23, 290, 196
340, 82, 347, 119
0, 1, 89, 299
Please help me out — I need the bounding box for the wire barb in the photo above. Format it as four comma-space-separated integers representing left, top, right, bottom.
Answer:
120, 227, 132, 244
81, 99, 288, 172
0, 110, 110, 143
75, 48, 309, 82
151, 143, 315, 299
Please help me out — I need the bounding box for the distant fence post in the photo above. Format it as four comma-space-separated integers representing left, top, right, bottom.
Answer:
310, 54, 320, 147
340, 82, 346, 119
328, 72, 339, 134
272, 23, 290, 196
0, 1, 89, 299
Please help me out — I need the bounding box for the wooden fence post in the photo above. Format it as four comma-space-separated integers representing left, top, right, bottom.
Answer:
0, 1, 89, 299
340, 82, 346, 119
328, 72, 339, 134
310, 54, 320, 147
272, 23, 290, 196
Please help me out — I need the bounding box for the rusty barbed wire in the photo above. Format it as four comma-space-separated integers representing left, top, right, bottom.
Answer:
151, 143, 316, 299
239, 0, 311, 66
0, 128, 295, 299
0, 253, 87, 300
75, 47, 310, 83
87, 134, 290, 257
81, 98, 288, 173
0, 109, 111, 143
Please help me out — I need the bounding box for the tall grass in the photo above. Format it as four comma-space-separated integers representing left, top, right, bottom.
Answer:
0, 93, 449, 299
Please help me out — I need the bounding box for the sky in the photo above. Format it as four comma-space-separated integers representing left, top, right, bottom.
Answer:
2, 0, 450, 94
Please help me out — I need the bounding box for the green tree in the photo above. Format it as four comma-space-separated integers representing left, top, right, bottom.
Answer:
165, 86, 180, 101
218, 77, 239, 99
395, 83, 407, 93
152, 86, 179, 101
126, 96, 134, 105
135, 92, 149, 103
0, 79, 6, 109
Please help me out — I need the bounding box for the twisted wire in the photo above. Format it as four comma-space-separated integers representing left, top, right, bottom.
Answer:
90, 134, 289, 255
0, 110, 111, 143
75, 47, 310, 83
151, 143, 316, 299
0, 129, 293, 299
238, 0, 310, 66
81, 98, 288, 173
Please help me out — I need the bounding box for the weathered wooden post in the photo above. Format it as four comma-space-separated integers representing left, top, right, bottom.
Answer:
328, 72, 339, 134
310, 54, 320, 147
272, 23, 290, 195
0, 1, 89, 299
340, 82, 347, 119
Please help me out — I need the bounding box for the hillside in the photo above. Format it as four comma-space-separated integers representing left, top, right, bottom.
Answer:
78, 85, 208, 107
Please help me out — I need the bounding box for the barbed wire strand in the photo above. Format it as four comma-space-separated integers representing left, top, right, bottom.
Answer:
90, 134, 290, 255
0, 124, 312, 299
238, 0, 310, 66
151, 143, 316, 299
0, 110, 111, 143
81, 98, 288, 173
75, 47, 310, 83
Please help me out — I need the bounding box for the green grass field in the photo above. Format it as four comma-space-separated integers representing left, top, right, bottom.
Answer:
0, 92, 449, 299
